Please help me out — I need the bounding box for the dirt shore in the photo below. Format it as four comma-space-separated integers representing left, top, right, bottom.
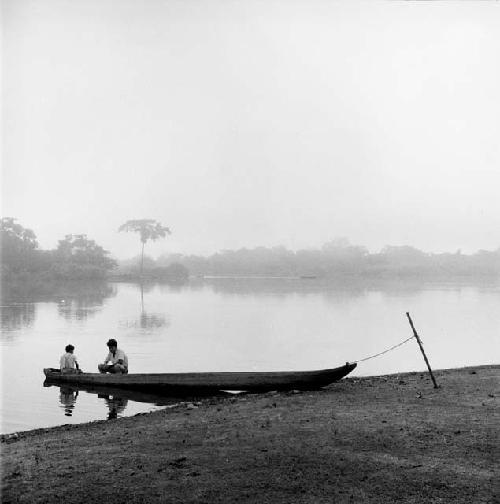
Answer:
2, 365, 499, 503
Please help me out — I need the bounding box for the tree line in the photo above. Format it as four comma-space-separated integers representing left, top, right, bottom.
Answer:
138, 238, 500, 280
1, 217, 117, 280
3, 218, 499, 281
0, 217, 184, 281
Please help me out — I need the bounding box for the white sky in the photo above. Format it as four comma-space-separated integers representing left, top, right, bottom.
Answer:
2, 0, 500, 259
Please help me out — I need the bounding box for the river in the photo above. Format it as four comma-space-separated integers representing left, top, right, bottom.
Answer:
1, 277, 499, 433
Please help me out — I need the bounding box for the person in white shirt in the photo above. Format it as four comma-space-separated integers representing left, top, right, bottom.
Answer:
98, 339, 128, 374
60, 344, 80, 374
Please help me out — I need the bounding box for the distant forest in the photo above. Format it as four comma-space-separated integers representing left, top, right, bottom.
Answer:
119, 237, 500, 280
2, 218, 499, 282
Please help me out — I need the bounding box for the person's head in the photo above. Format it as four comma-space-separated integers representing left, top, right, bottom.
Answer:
106, 339, 117, 350
65, 344, 75, 353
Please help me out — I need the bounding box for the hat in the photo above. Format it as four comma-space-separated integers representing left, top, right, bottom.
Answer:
106, 339, 117, 347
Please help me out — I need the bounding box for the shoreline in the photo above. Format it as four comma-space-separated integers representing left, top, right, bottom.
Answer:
0, 364, 493, 438
2, 364, 499, 503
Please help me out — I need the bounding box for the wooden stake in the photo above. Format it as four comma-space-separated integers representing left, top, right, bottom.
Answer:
406, 312, 439, 389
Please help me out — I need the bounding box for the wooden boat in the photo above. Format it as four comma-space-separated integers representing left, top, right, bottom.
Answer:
43, 363, 356, 393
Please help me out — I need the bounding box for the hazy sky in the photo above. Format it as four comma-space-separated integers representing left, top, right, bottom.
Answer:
2, 0, 500, 259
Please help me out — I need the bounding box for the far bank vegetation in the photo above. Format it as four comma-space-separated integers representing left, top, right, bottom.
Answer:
117, 237, 500, 281
2, 219, 499, 283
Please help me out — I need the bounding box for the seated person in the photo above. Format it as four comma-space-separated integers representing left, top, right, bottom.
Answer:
60, 344, 81, 374
98, 338, 128, 374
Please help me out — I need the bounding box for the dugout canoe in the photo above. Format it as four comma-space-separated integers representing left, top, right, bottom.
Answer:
43, 363, 357, 393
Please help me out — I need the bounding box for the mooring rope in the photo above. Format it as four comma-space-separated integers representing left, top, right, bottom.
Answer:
354, 335, 415, 363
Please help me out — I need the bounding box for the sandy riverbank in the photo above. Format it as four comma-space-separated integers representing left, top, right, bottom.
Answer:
2, 365, 498, 503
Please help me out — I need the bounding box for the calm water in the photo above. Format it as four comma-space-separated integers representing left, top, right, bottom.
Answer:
1, 278, 499, 433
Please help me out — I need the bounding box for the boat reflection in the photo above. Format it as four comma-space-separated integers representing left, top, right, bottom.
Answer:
44, 381, 227, 420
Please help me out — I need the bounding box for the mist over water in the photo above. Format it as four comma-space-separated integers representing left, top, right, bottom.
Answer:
3, 1, 500, 257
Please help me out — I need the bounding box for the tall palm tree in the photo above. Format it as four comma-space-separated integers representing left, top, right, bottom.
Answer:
118, 219, 171, 277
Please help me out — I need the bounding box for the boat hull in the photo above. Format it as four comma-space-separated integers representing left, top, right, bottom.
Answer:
43, 363, 356, 393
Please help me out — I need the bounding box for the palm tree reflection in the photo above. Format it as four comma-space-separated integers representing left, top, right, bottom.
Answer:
139, 282, 170, 329
119, 282, 169, 330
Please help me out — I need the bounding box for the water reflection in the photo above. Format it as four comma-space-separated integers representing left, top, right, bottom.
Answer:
59, 387, 79, 417
2, 279, 116, 304
56, 283, 117, 321
118, 313, 170, 330
139, 312, 169, 329
57, 300, 102, 321
45, 381, 222, 420
195, 276, 500, 299
56, 384, 129, 419
119, 282, 170, 330
139, 282, 170, 329
1, 279, 117, 328
0, 303, 36, 332
99, 394, 129, 420
195, 276, 373, 299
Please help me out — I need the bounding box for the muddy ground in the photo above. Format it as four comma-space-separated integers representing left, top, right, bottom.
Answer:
1, 365, 499, 503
